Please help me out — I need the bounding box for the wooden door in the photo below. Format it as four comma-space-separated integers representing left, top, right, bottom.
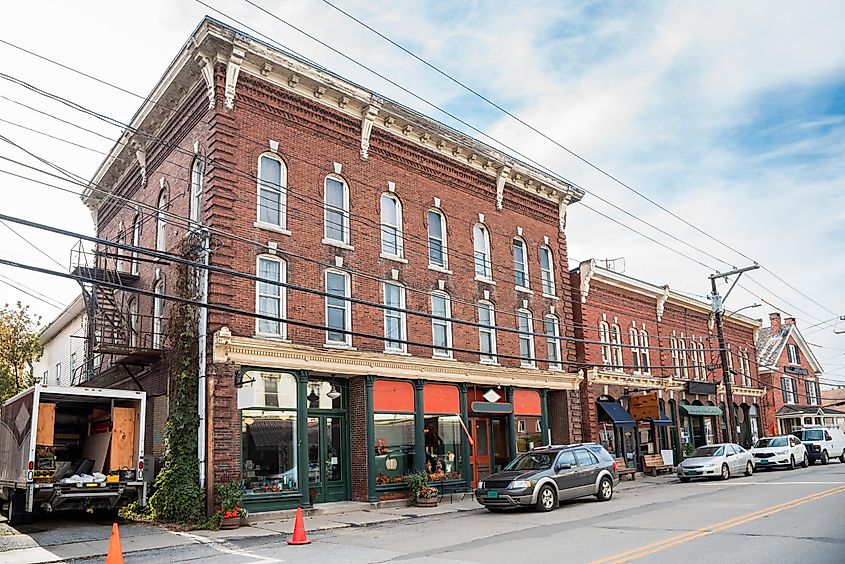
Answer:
470, 417, 491, 486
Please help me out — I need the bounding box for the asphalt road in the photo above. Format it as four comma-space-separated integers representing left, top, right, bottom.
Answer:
8, 462, 845, 563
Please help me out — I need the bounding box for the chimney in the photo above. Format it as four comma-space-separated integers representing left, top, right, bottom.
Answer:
769, 312, 782, 334
784, 317, 796, 327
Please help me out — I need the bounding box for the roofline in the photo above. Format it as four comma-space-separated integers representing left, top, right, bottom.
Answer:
39, 294, 85, 343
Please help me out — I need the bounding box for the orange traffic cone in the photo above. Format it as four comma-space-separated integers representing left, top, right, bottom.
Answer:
287, 507, 311, 545
105, 522, 125, 564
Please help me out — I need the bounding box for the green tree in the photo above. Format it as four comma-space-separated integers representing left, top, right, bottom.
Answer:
0, 302, 43, 401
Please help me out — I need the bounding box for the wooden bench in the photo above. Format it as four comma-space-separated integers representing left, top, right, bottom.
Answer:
614, 457, 636, 481
643, 454, 672, 476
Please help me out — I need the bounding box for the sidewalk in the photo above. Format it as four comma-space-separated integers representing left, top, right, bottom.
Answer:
0, 474, 676, 563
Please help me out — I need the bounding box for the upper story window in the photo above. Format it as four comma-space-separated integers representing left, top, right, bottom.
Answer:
190, 157, 204, 224
116, 221, 125, 272
427, 209, 448, 269
477, 301, 497, 363
256, 255, 286, 337
539, 246, 555, 296
380, 193, 403, 257
513, 238, 529, 289
781, 377, 797, 404
473, 224, 492, 280
383, 282, 407, 353
599, 321, 611, 367
325, 270, 351, 346
697, 342, 707, 381
431, 291, 452, 358
610, 324, 623, 370
678, 338, 689, 379
544, 315, 561, 371
156, 189, 168, 252
639, 330, 650, 373
130, 214, 141, 275
629, 328, 640, 372
787, 343, 800, 365
128, 298, 138, 347
517, 309, 535, 368
257, 153, 287, 228
806, 380, 819, 405
689, 339, 702, 380
153, 279, 164, 349
670, 337, 680, 378
324, 175, 350, 244
739, 349, 752, 387
726, 345, 735, 383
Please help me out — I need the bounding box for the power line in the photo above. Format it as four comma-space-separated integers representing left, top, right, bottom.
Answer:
0, 273, 64, 309
0, 218, 65, 269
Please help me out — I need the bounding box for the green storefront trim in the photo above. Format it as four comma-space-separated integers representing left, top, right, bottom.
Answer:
680, 404, 723, 416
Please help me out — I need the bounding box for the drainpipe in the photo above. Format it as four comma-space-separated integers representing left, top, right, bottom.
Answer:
197, 228, 210, 490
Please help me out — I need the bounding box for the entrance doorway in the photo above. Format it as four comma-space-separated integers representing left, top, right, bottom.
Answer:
307, 415, 349, 503
469, 416, 512, 486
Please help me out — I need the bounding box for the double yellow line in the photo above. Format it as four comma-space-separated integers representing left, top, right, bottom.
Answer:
591, 483, 845, 563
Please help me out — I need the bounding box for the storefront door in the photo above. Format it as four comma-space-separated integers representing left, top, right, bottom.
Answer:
469, 417, 491, 485
307, 415, 349, 503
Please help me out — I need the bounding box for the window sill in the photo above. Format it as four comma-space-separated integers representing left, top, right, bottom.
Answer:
322, 238, 354, 251
474, 276, 496, 285
428, 264, 453, 275
479, 359, 500, 366
254, 334, 290, 343
254, 221, 291, 236
520, 363, 538, 370
432, 354, 456, 361
323, 342, 356, 350
541, 293, 559, 301
380, 253, 408, 264
383, 349, 411, 356
515, 286, 534, 295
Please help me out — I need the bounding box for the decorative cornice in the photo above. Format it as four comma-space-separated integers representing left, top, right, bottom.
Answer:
587, 368, 685, 391
213, 328, 581, 391
223, 44, 246, 110
580, 259, 596, 303
656, 285, 670, 322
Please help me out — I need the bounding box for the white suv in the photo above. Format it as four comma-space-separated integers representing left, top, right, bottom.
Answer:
750, 435, 807, 469
793, 427, 845, 465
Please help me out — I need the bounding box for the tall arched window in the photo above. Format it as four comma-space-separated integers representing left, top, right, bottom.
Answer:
427, 209, 448, 269
678, 338, 689, 379
639, 330, 650, 373
130, 214, 141, 275
513, 238, 529, 289
629, 328, 640, 371
256, 255, 286, 337
473, 224, 492, 280
517, 309, 535, 368
544, 315, 561, 370
116, 221, 125, 272
670, 337, 680, 378
257, 153, 287, 228
539, 245, 555, 296
324, 175, 350, 244
430, 291, 452, 358
128, 297, 138, 348
698, 342, 707, 381
690, 338, 702, 380
610, 324, 623, 370
153, 279, 164, 348
383, 282, 406, 352
599, 321, 611, 366
190, 156, 204, 224
325, 270, 351, 346
477, 301, 497, 363
156, 189, 168, 251
380, 193, 403, 257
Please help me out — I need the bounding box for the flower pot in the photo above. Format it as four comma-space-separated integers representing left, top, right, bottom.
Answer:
416, 497, 438, 508
220, 516, 240, 530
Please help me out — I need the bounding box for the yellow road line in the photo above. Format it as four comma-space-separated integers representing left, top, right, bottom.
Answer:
591, 484, 845, 564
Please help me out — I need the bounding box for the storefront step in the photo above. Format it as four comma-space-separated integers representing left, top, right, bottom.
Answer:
246, 501, 376, 524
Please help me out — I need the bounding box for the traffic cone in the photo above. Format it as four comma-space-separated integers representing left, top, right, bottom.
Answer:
105, 523, 125, 564
287, 507, 311, 545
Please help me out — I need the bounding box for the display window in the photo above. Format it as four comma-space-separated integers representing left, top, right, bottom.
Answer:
241, 409, 298, 495
423, 384, 462, 481
514, 389, 542, 452
373, 413, 415, 485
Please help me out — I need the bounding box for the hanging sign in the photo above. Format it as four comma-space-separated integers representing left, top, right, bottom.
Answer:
629, 392, 660, 421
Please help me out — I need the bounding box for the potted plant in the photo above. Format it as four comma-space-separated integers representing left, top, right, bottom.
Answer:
215, 481, 247, 529
404, 471, 439, 508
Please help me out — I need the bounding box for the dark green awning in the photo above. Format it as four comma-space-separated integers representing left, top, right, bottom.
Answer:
680, 404, 723, 416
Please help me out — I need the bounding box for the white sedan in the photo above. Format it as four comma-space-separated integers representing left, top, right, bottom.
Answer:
750, 435, 808, 470
677, 443, 754, 482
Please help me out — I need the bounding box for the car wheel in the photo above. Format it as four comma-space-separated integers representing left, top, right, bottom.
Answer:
679, 477, 691, 483
6, 492, 23, 527
596, 477, 613, 502
745, 461, 754, 476
535, 484, 557, 512
839, 451, 845, 463
821, 451, 829, 465
486, 507, 505, 513
802, 453, 809, 468
721, 463, 730, 481
789, 455, 795, 470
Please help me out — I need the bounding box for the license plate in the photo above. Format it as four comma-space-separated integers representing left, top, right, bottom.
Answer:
760, 459, 768, 464
487, 490, 499, 499
687, 471, 701, 476
85, 483, 100, 488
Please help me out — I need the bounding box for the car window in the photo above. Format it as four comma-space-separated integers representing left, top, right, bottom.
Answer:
734, 444, 745, 453
825, 432, 832, 441
795, 430, 823, 441
692, 446, 724, 457
504, 453, 554, 471
755, 438, 787, 448
587, 444, 614, 463
791, 437, 800, 446
574, 449, 598, 467
725, 445, 736, 455
556, 451, 576, 468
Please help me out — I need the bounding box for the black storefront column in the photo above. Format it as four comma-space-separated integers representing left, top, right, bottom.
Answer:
540, 389, 550, 445
505, 386, 517, 460
365, 375, 377, 502
295, 370, 311, 507
413, 380, 425, 473
459, 383, 471, 489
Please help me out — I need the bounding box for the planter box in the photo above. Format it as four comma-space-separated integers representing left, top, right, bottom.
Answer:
416, 497, 438, 508
220, 516, 241, 530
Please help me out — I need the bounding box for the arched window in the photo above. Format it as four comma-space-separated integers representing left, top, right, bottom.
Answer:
599, 321, 611, 367
544, 315, 561, 370
699, 342, 707, 381
257, 153, 287, 228
156, 189, 168, 251
256, 255, 286, 337
517, 309, 535, 368
153, 279, 164, 349
513, 238, 529, 289
130, 214, 141, 275
190, 156, 204, 224
128, 297, 138, 348
383, 282, 406, 352
639, 330, 650, 373
427, 209, 448, 269
670, 337, 680, 378
477, 301, 497, 363
324, 175, 350, 244
325, 270, 351, 346
678, 338, 689, 379
473, 224, 492, 280
539, 245, 555, 296
380, 193, 403, 257
116, 221, 125, 272
726, 344, 735, 383
610, 324, 623, 370
690, 338, 701, 380
629, 328, 640, 371
431, 291, 452, 358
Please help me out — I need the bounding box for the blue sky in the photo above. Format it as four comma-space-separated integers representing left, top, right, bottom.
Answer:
1, 0, 844, 381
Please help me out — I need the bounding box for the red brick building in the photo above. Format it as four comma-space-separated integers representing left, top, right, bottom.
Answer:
756, 313, 842, 433
79, 18, 584, 513
570, 260, 771, 469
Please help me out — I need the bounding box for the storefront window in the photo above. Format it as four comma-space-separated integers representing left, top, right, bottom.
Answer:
242, 410, 298, 495
237, 371, 297, 409
424, 416, 461, 480
374, 414, 415, 486
514, 390, 542, 452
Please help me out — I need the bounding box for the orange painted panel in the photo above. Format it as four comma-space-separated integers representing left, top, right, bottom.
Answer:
513, 389, 541, 415
374, 380, 415, 413
423, 384, 459, 414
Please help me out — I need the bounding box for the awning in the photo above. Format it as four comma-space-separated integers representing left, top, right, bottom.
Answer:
647, 410, 673, 427
597, 401, 636, 428
680, 404, 723, 417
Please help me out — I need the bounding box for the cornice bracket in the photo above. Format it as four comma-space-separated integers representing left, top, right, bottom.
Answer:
581, 259, 596, 303
224, 45, 246, 111
131, 139, 147, 187
657, 285, 670, 322
196, 54, 215, 111
496, 165, 511, 210
360, 102, 381, 160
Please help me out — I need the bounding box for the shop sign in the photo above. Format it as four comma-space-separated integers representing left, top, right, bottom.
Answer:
471, 401, 513, 414
629, 393, 659, 420
784, 366, 809, 376
687, 381, 717, 395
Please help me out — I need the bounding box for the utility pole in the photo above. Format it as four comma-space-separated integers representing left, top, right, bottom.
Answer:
709, 264, 759, 444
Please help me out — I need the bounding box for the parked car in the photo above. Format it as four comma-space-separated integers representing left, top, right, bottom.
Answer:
474, 443, 619, 512
751, 435, 808, 470
677, 443, 754, 482
792, 426, 845, 465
